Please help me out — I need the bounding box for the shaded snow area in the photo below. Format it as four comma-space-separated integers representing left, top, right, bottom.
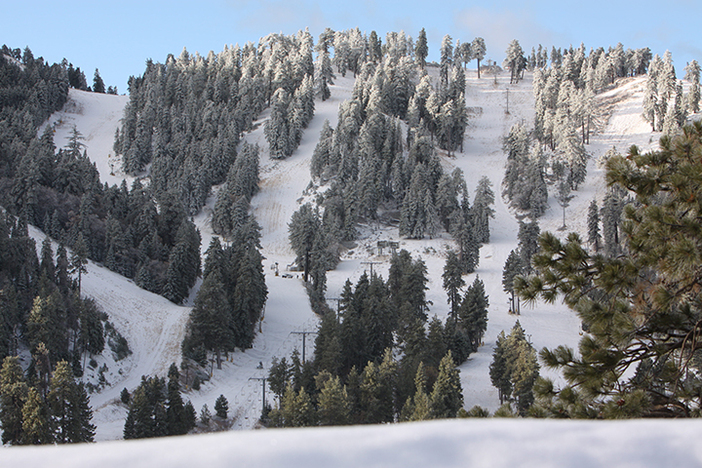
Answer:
9, 67, 701, 466
5, 419, 702, 467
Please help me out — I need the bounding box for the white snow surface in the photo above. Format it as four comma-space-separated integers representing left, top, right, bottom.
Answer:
5, 419, 702, 468
7, 69, 700, 466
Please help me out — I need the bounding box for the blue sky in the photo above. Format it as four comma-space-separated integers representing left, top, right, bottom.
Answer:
4, 1, 701, 92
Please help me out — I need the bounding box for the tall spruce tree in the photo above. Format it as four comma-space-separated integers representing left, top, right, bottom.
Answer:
415, 28, 428, 70
442, 250, 465, 322
429, 351, 463, 419
47, 360, 95, 443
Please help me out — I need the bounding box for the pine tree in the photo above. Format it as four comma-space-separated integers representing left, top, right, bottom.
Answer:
489, 331, 511, 405
587, 199, 602, 252
0, 356, 28, 445
407, 362, 431, 421
48, 360, 95, 443
504, 40, 526, 84
317, 375, 350, 426
70, 232, 88, 295
93, 69, 105, 94
459, 277, 489, 352
601, 188, 623, 257
517, 123, 702, 418
472, 176, 495, 244
289, 203, 320, 282
685, 60, 701, 114
187, 270, 232, 369
517, 221, 540, 275
268, 357, 291, 402
471, 37, 486, 79
166, 363, 188, 435
442, 250, 465, 322
359, 350, 397, 424
502, 250, 523, 315
429, 351, 463, 419
21, 387, 52, 445
415, 28, 428, 70
214, 394, 229, 419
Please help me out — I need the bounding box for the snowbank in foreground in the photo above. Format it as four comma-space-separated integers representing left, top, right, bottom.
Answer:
4, 418, 701, 468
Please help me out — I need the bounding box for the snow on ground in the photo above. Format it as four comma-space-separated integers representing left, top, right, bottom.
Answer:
14, 63, 688, 462
41, 89, 131, 188
5, 418, 702, 468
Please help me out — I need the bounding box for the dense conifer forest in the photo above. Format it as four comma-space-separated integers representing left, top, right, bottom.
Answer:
1, 23, 702, 446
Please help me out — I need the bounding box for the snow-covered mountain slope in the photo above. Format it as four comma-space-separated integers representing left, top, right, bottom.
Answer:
23, 64, 672, 456
42, 89, 130, 188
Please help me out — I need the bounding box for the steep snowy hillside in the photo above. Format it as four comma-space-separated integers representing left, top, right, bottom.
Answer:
42, 89, 130, 188
30, 65, 662, 443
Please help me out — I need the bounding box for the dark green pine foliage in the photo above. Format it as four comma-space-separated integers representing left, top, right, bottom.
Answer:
450, 190, 479, 274
47, 360, 95, 443
504, 321, 539, 415
79, 298, 105, 357
472, 176, 495, 244
458, 277, 489, 353
214, 394, 229, 419
230, 247, 266, 349
388, 250, 429, 340
186, 269, 232, 369
288, 203, 324, 283
185, 214, 266, 366
123, 376, 168, 439
162, 221, 201, 304
212, 142, 260, 239
415, 28, 428, 69
489, 331, 511, 405
435, 171, 463, 233
517, 220, 540, 275
166, 363, 189, 435
442, 250, 465, 322
268, 356, 291, 402
491, 326, 540, 413
310, 120, 334, 180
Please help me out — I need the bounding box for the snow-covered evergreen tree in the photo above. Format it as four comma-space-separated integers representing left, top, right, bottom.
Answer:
685, 60, 701, 114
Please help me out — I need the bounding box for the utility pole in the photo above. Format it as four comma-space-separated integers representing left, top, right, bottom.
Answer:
505, 87, 510, 114
360, 261, 381, 276
327, 297, 342, 316
249, 377, 267, 416
290, 330, 318, 362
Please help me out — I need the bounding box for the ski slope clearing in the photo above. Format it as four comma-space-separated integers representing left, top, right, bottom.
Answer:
42, 89, 130, 188
29, 64, 669, 448
5, 418, 702, 468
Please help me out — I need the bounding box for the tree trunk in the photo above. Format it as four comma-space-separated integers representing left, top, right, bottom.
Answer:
304, 249, 310, 283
